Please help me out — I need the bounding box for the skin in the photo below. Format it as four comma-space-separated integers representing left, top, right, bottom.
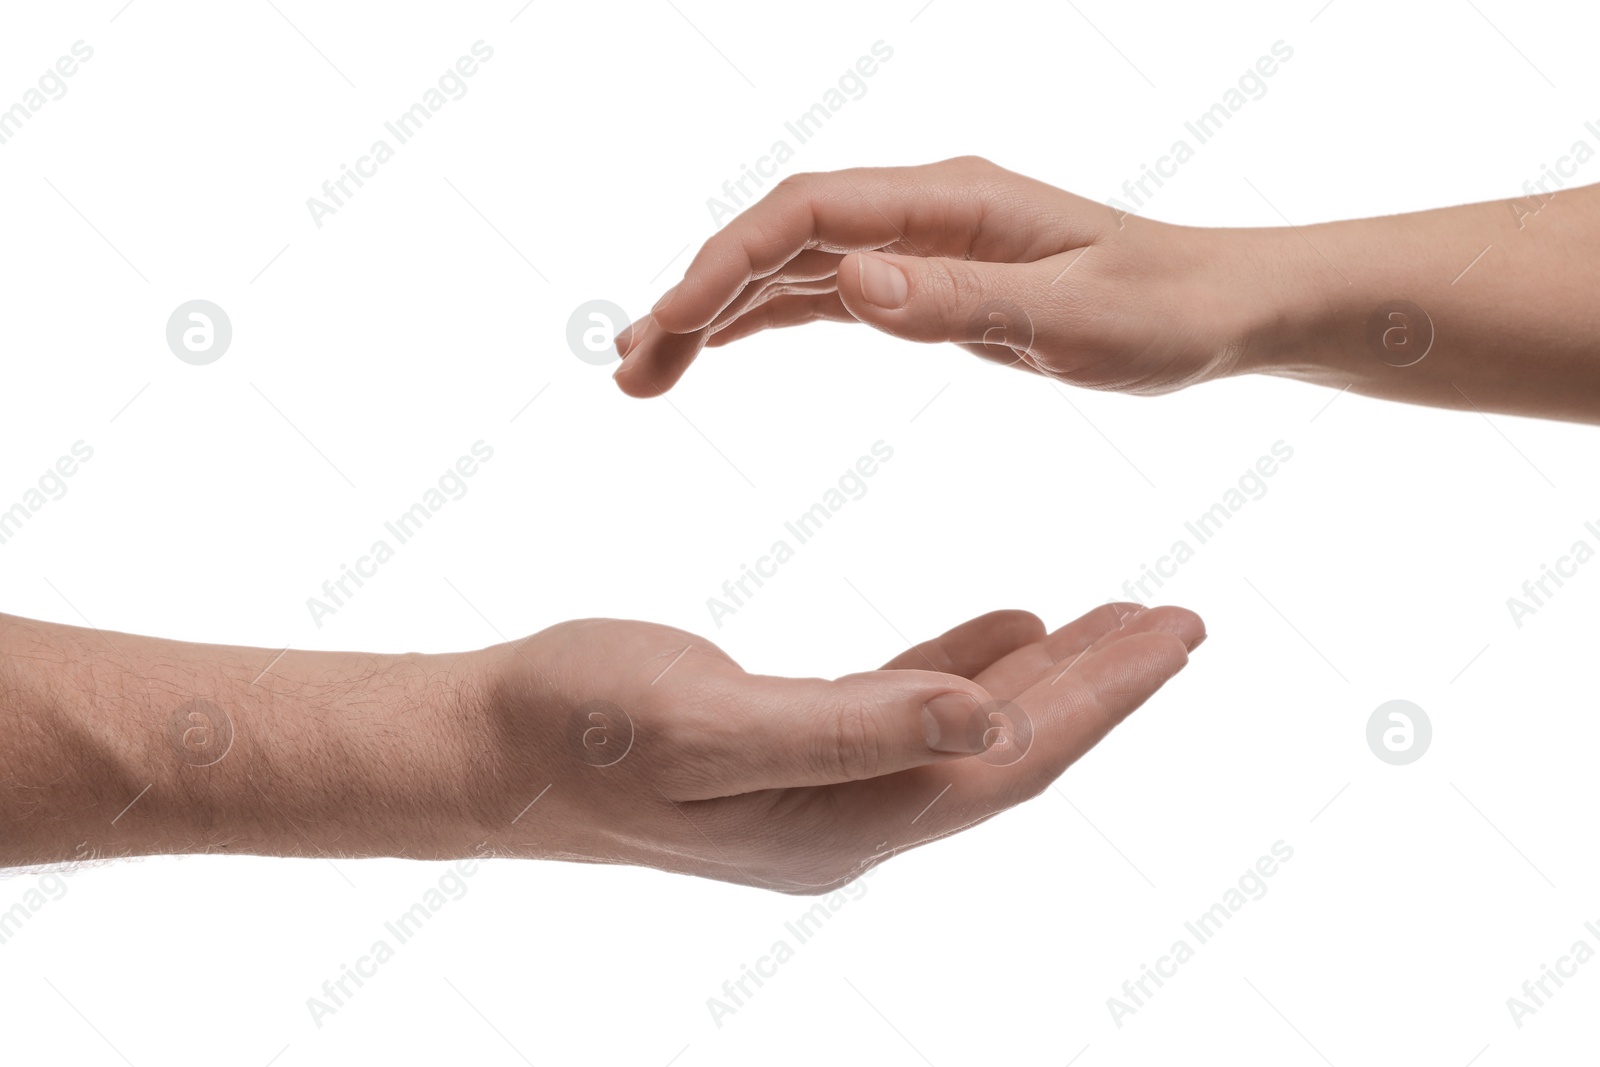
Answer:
0, 603, 1202, 894
614, 156, 1600, 423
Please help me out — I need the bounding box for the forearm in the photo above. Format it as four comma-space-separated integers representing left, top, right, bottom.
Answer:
1233, 183, 1600, 421
0, 613, 491, 868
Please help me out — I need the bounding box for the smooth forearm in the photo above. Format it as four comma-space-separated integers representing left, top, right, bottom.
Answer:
0, 614, 492, 868
1233, 184, 1600, 421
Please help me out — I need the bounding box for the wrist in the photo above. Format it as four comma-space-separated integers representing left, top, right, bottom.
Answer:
1114, 219, 1311, 390
463, 628, 621, 864
1202, 223, 1341, 381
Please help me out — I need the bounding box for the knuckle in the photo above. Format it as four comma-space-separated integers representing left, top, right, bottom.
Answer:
827, 692, 885, 782
648, 683, 707, 751
645, 677, 735, 790
774, 171, 815, 196
929, 258, 980, 308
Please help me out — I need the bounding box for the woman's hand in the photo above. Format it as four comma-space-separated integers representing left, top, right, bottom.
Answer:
617, 156, 1600, 423
614, 156, 1262, 399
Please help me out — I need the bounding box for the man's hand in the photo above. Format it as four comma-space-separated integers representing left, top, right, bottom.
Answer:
469, 605, 1202, 893
0, 604, 1204, 894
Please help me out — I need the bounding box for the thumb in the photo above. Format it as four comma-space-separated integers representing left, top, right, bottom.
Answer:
687, 669, 998, 798
838, 250, 1045, 348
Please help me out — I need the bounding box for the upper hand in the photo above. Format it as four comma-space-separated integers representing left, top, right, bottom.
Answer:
614, 156, 1257, 400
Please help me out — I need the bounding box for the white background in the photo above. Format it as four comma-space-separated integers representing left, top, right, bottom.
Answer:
2, 0, 1597, 1063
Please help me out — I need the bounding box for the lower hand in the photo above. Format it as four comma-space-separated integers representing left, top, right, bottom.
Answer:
468, 604, 1203, 893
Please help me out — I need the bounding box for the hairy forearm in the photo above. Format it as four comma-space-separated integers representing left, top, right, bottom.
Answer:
1227, 183, 1600, 421
0, 614, 491, 868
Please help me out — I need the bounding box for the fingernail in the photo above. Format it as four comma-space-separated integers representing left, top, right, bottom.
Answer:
857, 253, 908, 309
615, 323, 636, 361
1189, 631, 1207, 651
922, 693, 986, 754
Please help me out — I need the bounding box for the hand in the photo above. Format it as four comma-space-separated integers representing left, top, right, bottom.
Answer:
470, 604, 1203, 893
614, 156, 1262, 399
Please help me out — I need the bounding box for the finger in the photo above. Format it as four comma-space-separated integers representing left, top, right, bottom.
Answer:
996, 629, 1192, 799
974, 603, 1205, 700
821, 628, 1193, 844
707, 278, 841, 335
612, 314, 711, 398
651, 162, 998, 338
705, 279, 842, 341
617, 251, 840, 356
878, 609, 1046, 675
705, 292, 854, 348
969, 602, 1140, 701
705, 249, 844, 331
630, 278, 844, 378
704, 289, 1049, 370
675, 668, 999, 798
